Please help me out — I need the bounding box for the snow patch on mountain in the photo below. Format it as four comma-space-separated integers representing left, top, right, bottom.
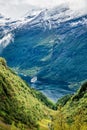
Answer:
0, 33, 14, 53
19, 4, 87, 30
70, 18, 87, 27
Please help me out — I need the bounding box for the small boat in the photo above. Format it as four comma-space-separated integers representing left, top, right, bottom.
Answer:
31, 76, 37, 83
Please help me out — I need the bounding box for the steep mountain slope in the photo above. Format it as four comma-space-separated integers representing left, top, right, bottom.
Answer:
57, 81, 87, 114
0, 57, 54, 129
0, 5, 87, 101
52, 82, 87, 130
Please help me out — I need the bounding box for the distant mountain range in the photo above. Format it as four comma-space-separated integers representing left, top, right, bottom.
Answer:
0, 4, 87, 101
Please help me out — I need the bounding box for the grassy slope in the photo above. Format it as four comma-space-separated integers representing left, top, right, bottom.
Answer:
52, 82, 87, 130
0, 58, 53, 130
0, 117, 32, 130
63, 82, 87, 121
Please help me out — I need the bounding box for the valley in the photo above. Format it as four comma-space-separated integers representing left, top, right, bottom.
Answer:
0, 57, 87, 130
0, 3, 87, 130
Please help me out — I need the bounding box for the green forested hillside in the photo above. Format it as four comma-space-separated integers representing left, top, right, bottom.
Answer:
0, 57, 53, 130
0, 57, 87, 130
52, 82, 87, 130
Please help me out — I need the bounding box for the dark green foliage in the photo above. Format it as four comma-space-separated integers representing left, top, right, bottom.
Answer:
78, 82, 87, 94
72, 82, 87, 101
56, 94, 72, 107
30, 88, 57, 110
0, 58, 6, 67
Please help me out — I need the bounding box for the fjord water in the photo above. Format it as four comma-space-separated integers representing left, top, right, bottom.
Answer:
0, 6, 87, 101
20, 74, 74, 102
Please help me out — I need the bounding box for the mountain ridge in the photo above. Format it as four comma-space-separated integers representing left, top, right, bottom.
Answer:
0, 57, 56, 130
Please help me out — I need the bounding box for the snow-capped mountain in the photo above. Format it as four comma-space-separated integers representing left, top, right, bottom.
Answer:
0, 4, 87, 101
19, 4, 87, 30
